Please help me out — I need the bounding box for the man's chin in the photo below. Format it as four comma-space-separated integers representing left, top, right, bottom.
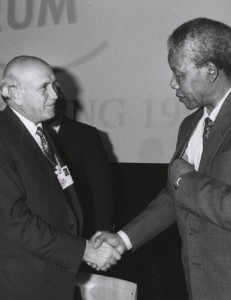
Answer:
43, 110, 55, 122
179, 98, 196, 110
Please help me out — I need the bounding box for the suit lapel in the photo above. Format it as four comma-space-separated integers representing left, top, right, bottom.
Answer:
168, 109, 203, 189
171, 109, 203, 163
3, 107, 63, 193
199, 93, 231, 173
2, 107, 83, 233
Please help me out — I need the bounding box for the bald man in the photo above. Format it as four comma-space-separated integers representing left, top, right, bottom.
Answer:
0, 56, 120, 300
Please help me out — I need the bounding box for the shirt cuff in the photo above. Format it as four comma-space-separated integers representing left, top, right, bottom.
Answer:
117, 230, 133, 250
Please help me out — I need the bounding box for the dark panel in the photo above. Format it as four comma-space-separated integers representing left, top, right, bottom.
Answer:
107, 162, 188, 300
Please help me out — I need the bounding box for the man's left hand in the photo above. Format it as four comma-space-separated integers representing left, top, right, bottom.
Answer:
170, 158, 194, 187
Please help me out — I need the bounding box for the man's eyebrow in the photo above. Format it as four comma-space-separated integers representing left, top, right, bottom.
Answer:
38, 82, 49, 88
39, 79, 57, 88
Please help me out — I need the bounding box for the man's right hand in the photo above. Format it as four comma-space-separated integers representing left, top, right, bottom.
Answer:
93, 232, 127, 255
83, 238, 121, 271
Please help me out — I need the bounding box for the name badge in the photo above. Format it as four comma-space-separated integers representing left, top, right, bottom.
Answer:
55, 165, 74, 190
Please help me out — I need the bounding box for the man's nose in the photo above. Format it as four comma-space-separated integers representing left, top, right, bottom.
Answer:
170, 74, 179, 90
50, 85, 58, 99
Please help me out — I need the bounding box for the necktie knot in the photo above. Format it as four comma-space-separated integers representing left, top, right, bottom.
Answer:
36, 126, 45, 138
36, 126, 57, 168
203, 117, 213, 144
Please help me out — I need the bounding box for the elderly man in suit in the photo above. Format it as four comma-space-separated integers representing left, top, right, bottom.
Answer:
0, 55, 120, 300
92, 18, 231, 300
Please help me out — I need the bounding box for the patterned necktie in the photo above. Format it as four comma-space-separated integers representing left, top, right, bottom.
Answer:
36, 126, 57, 168
203, 117, 213, 144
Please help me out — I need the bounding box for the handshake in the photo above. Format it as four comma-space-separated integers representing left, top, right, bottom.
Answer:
83, 232, 127, 271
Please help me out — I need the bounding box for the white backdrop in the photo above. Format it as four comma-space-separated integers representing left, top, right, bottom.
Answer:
0, 0, 230, 162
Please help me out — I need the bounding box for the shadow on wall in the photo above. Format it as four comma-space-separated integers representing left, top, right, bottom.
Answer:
53, 67, 83, 120
53, 67, 118, 162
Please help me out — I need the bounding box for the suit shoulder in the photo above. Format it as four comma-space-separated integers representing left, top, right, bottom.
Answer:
0, 112, 11, 133
0, 109, 7, 121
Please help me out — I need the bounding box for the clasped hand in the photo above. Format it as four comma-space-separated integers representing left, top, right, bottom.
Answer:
83, 231, 127, 271
170, 158, 194, 186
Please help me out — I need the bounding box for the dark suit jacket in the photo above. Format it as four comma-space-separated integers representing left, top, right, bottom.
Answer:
123, 92, 231, 300
54, 117, 115, 237
0, 107, 86, 300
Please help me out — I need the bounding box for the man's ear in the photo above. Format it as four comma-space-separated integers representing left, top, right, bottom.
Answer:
8, 86, 22, 105
207, 62, 219, 82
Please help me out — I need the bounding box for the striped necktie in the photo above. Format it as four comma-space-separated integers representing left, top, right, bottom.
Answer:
36, 126, 57, 169
203, 117, 213, 145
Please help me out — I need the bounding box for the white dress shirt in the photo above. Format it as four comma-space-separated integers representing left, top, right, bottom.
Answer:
184, 88, 231, 170
118, 88, 231, 250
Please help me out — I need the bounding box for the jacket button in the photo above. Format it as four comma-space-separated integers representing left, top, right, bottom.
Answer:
188, 228, 194, 235
188, 228, 199, 235
70, 224, 75, 230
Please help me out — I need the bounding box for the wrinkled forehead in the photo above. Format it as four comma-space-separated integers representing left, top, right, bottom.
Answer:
168, 46, 195, 71
168, 49, 182, 70
21, 60, 53, 76
13, 61, 55, 86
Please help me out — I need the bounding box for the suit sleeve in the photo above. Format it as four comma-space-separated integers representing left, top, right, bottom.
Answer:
0, 138, 86, 274
83, 128, 115, 231
174, 171, 231, 231
122, 183, 176, 250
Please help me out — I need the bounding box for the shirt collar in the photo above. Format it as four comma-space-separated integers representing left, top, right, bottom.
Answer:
203, 88, 231, 121
10, 107, 42, 136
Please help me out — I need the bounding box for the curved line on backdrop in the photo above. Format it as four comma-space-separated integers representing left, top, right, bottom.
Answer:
0, 41, 109, 71
61, 40, 109, 71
